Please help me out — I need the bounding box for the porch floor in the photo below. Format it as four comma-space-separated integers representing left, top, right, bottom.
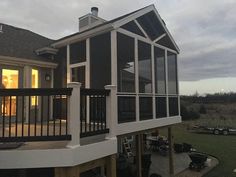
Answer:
0, 121, 68, 137
0, 122, 108, 150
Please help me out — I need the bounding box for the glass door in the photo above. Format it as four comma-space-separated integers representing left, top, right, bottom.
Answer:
1, 69, 19, 116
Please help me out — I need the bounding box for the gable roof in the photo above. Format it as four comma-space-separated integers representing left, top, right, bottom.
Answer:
52, 5, 179, 53
0, 23, 55, 62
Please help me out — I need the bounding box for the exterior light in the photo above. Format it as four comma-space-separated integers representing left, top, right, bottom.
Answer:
45, 74, 51, 81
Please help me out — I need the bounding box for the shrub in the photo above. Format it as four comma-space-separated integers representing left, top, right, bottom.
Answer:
199, 104, 207, 114
181, 104, 200, 120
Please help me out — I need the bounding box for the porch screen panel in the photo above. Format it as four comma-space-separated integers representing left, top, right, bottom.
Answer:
167, 52, 178, 94
121, 21, 145, 38
156, 97, 167, 118
71, 66, 85, 88
90, 32, 111, 89
154, 47, 166, 94
169, 96, 179, 116
138, 41, 152, 93
137, 11, 165, 40
118, 96, 136, 123
117, 32, 135, 92
139, 97, 153, 120
70, 40, 86, 64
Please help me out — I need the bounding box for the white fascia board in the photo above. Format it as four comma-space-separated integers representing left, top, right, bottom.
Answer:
35, 47, 58, 55
117, 116, 181, 135
0, 138, 117, 169
112, 5, 154, 29
52, 24, 114, 48
152, 8, 180, 53
0, 55, 57, 68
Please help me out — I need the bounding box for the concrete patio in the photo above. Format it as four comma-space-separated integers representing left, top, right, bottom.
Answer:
149, 152, 218, 177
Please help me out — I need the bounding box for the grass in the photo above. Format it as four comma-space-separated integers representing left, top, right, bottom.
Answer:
160, 122, 236, 177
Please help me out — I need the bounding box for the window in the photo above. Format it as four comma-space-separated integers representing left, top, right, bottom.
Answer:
70, 40, 86, 64
118, 97, 136, 123
117, 33, 135, 92
139, 97, 153, 120
1, 69, 19, 116
138, 41, 152, 93
167, 52, 178, 94
156, 97, 167, 118
31, 69, 39, 106
154, 47, 166, 94
71, 66, 85, 88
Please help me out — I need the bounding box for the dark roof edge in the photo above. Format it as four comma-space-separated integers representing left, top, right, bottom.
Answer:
0, 22, 55, 41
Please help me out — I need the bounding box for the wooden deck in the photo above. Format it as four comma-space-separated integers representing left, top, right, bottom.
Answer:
0, 121, 68, 138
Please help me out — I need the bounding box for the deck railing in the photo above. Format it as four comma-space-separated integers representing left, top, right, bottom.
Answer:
80, 89, 110, 137
0, 84, 116, 144
0, 88, 72, 142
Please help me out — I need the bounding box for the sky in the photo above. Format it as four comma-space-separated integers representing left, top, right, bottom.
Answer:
0, 0, 235, 95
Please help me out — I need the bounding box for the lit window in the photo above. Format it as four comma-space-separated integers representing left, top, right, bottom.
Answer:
31, 69, 39, 106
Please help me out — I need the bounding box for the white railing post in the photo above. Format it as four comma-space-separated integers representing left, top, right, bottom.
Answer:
104, 85, 117, 139
67, 82, 81, 148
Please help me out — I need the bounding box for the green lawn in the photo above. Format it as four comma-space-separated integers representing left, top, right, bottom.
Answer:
160, 123, 236, 177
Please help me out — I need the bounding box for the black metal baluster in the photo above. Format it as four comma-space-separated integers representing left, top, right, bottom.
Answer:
59, 95, 62, 136
9, 96, 12, 137
53, 96, 56, 136
103, 95, 107, 129
34, 96, 37, 136
100, 95, 103, 130
89, 95, 92, 132
47, 95, 50, 136
84, 96, 87, 134
65, 96, 68, 135
22, 96, 24, 137
93, 96, 96, 132
97, 95, 102, 130
41, 96, 44, 136
80, 96, 82, 134
15, 96, 18, 137
2, 96, 5, 137
28, 96, 31, 137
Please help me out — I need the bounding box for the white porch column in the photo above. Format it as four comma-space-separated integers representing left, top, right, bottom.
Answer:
104, 85, 117, 139
67, 82, 81, 148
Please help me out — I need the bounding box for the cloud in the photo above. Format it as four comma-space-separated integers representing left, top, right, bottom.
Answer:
0, 0, 235, 82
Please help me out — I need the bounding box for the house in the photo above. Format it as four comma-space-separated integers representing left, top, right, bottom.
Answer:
0, 4, 181, 177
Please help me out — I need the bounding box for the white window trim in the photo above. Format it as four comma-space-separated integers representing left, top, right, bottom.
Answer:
70, 62, 87, 69
134, 37, 139, 122
165, 50, 169, 117
151, 45, 155, 119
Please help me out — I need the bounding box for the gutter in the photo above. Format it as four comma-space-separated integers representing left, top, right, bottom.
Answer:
51, 24, 114, 48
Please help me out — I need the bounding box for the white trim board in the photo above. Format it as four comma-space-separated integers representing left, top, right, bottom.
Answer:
0, 55, 57, 68
117, 116, 181, 135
